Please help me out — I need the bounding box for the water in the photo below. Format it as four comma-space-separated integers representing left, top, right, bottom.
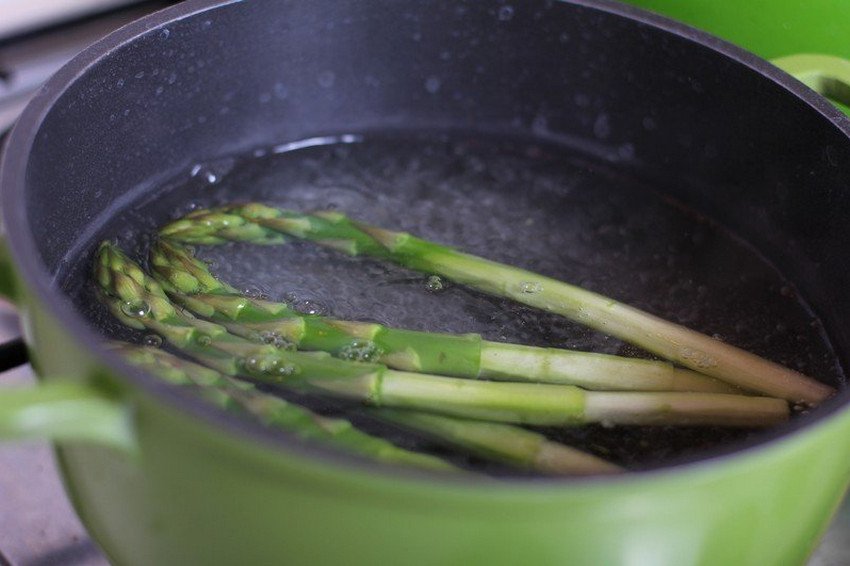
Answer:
65, 132, 845, 475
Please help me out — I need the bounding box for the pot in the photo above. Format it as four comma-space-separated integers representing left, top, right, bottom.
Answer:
2, 1, 850, 564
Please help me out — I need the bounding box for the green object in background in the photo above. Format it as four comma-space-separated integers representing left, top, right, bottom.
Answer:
771, 54, 850, 115
623, 0, 850, 116
621, 0, 850, 60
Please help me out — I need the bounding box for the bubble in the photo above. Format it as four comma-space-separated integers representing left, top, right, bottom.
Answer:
593, 113, 611, 139
142, 334, 162, 348
273, 82, 288, 100
272, 362, 299, 377
242, 356, 262, 372
241, 355, 299, 380
424, 76, 441, 94
318, 71, 336, 88
294, 299, 328, 316
243, 285, 269, 300
338, 340, 384, 363
679, 347, 717, 369
617, 143, 635, 160
531, 115, 548, 133
190, 157, 235, 185
519, 281, 543, 294
558, 31, 570, 43
121, 300, 150, 318
426, 275, 444, 292
266, 358, 299, 378
498, 5, 514, 21
260, 330, 296, 350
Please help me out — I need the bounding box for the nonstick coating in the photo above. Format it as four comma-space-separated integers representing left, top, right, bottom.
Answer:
5, 0, 850, 470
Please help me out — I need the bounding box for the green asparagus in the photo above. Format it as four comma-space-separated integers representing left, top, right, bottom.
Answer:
150, 239, 734, 393
114, 342, 623, 475
96, 241, 789, 427
374, 409, 623, 475
160, 204, 835, 405
110, 342, 457, 471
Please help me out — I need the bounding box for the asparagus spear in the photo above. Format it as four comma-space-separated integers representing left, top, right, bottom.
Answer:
96, 242, 789, 427
150, 239, 734, 393
109, 342, 457, 471
374, 409, 623, 475
160, 204, 835, 405
114, 343, 622, 476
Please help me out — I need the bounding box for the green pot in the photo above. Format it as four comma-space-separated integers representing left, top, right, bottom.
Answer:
2, 1, 850, 564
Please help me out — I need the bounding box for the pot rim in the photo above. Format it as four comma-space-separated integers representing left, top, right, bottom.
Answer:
2, 0, 849, 489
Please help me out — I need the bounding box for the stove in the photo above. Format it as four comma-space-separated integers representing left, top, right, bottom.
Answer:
0, 2, 848, 564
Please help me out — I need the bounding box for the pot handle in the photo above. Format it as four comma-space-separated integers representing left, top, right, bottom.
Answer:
0, 380, 135, 451
771, 54, 850, 116
0, 238, 135, 451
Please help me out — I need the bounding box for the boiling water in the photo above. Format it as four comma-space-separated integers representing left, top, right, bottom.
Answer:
67, 133, 845, 474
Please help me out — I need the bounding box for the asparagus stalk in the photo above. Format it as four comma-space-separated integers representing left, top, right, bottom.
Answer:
115, 343, 622, 476
150, 239, 734, 394
374, 409, 623, 475
160, 204, 835, 405
109, 342, 457, 471
96, 242, 789, 427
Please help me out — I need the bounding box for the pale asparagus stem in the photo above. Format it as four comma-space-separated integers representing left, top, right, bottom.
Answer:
374, 409, 624, 475
310, 370, 789, 427
150, 239, 736, 394
477, 343, 735, 393
430, 254, 834, 405
159, 205, 834, 405
108, 342, 458, 471
97, 242, 788, 427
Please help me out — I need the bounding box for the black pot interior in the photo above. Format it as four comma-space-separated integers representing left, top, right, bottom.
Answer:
9, 0, 850, 470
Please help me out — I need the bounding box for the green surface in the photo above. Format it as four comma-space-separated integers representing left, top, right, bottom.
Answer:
622, 0, 850, 117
